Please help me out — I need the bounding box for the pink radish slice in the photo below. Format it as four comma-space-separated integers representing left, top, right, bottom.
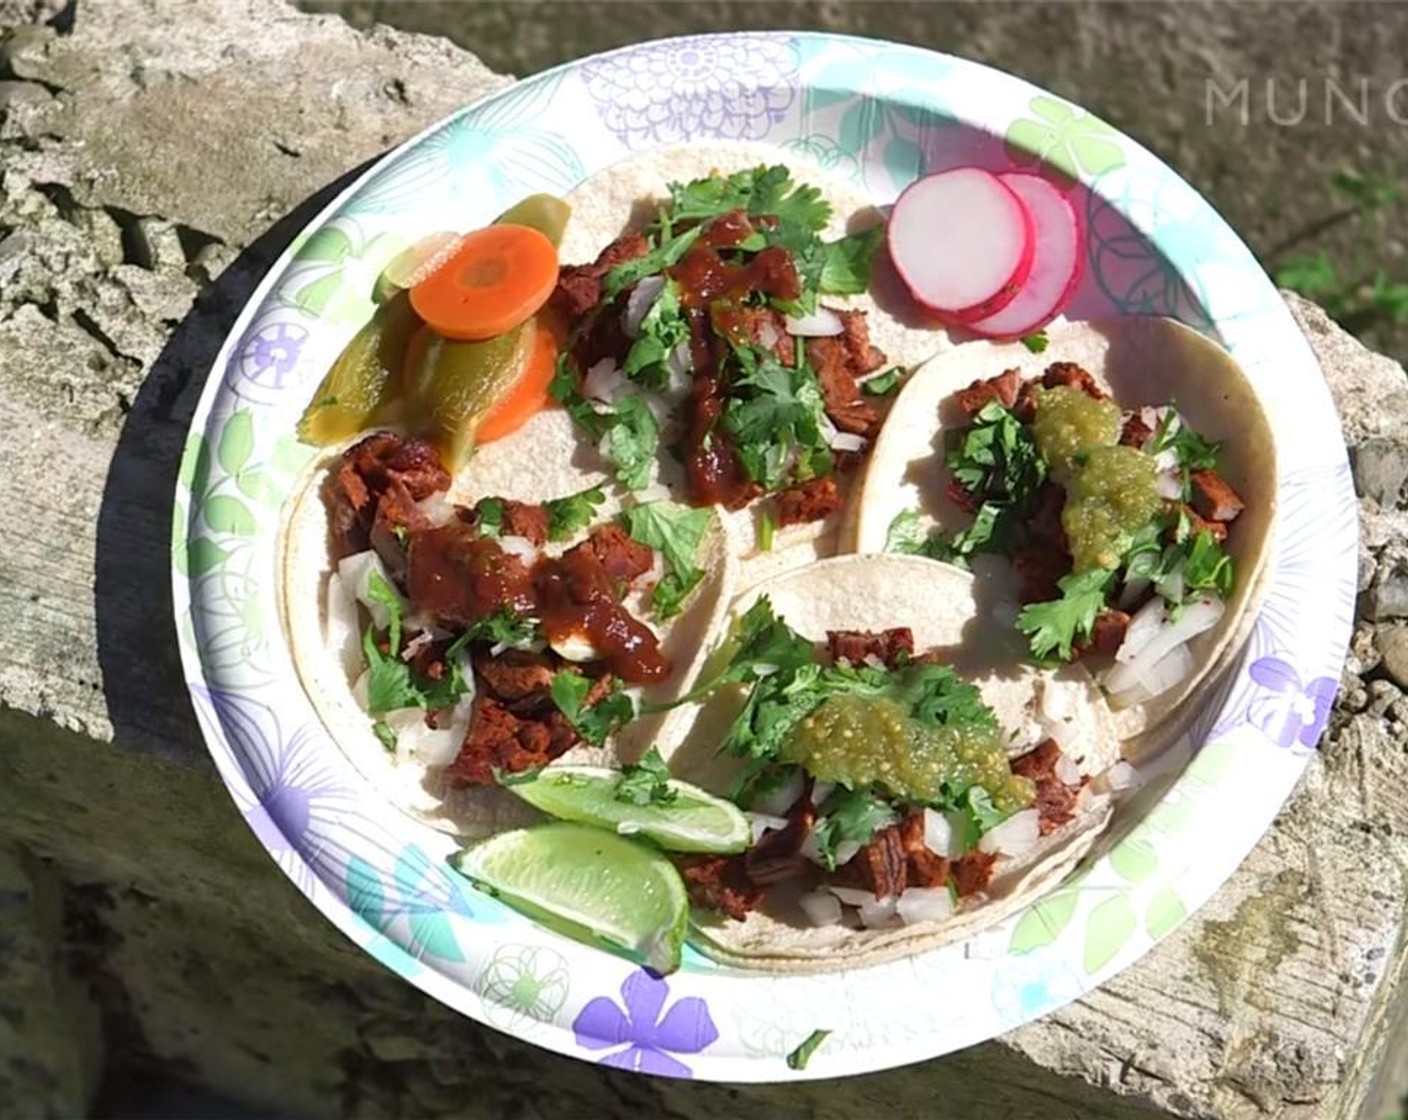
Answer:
887, 167, 1035, 323
967, 173, 1084, 340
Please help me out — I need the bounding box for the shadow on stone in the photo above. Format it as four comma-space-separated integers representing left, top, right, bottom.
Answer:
93, 158, 378, 764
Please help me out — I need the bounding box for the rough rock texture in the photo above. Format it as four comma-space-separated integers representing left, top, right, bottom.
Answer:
1, 3, 1406, 1119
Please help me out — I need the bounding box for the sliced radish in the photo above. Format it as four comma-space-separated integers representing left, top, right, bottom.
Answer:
887, 168, 1034, 323
967, 172, 1084, 340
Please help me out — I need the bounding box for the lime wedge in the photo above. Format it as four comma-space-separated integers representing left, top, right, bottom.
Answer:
450, 823, 688, 974
505, 765, 751, 854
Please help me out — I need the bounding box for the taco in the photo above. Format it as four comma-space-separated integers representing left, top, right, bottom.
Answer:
651, 553, 1119, 972
277, 430, 736, 837
544, 142, 951, 587
851, 316, 1277, 749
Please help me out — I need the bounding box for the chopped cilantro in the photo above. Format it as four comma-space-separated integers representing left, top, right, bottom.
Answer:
474, 497, 504, 539
621, 279, 689, 390
955, 786, 1008, 852
723, 345, 829, 490
365, 570, 403, 655
811, 786, 895, 870
602, 225, 703, 300
758, 508, 776, 552
549, 671, 636, 747
786, 1029, 832, 1072
444, 608, 539, 658
861, 367, 904, 397
602, 392, 660, 491
1020, 330, 1049, 354
544, 485, 607, 543
819, 225, 883, 294
361, 625, 469, 715
614, 746, 678, 806
372, 720, 397, 752
1150, 407, 1220, 479
619, 500, 712, 619
883, 509, 959, 564
667, 165, 830, 233
719, 595, 818, 685
942, 400, 1048, 559
391, 524, 409, 546
1016, 567, 1116, 661
1183, 530, 1235, 598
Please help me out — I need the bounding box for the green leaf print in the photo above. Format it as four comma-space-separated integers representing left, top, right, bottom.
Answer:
292, 272, 347, 317
217, 411, 254, 475
1108, 834, 1158, 884
882, 136, 924, 189
203, 495, 256, 536
409, 912, 464, 963
271, 434, 315, 476
177, 433, 205, 492
188, 537, 230, 577
1144, 887, 1187, 939
1083, 893, 1137, 974
1005, 95, 1125, 181
838, 98, 883, 158
295, 226, 353, 265
1009, 889, 1079, 954
236, 470, 284, 508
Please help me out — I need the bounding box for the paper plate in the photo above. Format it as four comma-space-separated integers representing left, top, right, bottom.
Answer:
173, 33, 1355, 1081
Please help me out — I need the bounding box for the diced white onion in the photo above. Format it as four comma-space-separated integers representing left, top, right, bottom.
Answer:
990, 598, 1020, 628
1107, 643, 1195, 706
750, 662, 779, 678
799, 831, 825, 867
833, 840, 861, 867
386, 707, 466, 767
324, 572, 363, 682
756, 318, 782, 351
1116, 598, 1168, 664
783, 307, 844, 337
414, 492, 456, 527
897, 886, 956, 925
978, 808, 1041, 859
798, 890, 844, 927
810, 781, 835, 807
922, 807, 962, 859
337, 550, 404, 631
1104, 595, 1224, 697
550, 631, 599, 663
1117, 576, 1151, 610
584, 358, 625, 404
1155, 469, 1183, 500
858, 895, 900, 930
664, 339, 692, 382
497, 534, 537, 563
622, 275, 665, 338
1055, 752, 1083, 786
1153, 448, 1179, 474
1038, 679, 1071, 724
1098, 760, 1142, 793
747, 812, 790, 844
1158, 566, 1186, 603
752, 768, 805, 816
352, 668, 370, 710
403, 612, 449, 641
827, 430, 867, 453
401, 630, 436, 662
828, 886, 878, 908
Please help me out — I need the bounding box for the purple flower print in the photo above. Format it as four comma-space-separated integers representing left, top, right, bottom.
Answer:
1246, 658, 1337, 750
572, 969, 718, 1077
238, 320, 307, 390
581, 35, 798, 149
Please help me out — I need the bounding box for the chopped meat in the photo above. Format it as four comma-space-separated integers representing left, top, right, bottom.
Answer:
950, 850, 998, 897
1175, 502, 1228, 543
827, 628, 915, 669
1121, 411, 1155, 448
723, 305, 795, 365
443, 693, 574, 788
1012, 547, 1072, 604
806, 310, 886, 438
1189, 469, 1244, 523
499, 501, 550, 547
854, 825, 908, 900
1011, 738, 1085, 835
474, 650, 557, 704
368, 477, 429, 581
1083, 609, 1130, 658
573, 522, 654, 584
838, 309, 887, 376
1027, 482, 1068, 551
677, 855, 763, 921
406, 636, 449, 683
1012, 378, 1039, 423
406, 523, 537, 625
550, 230, 650, 318
954, 368, 1022, 418
323, 432, 450, 558
1041, 361, 1109, 400
745, 792, 817, 887
776, 476, 843, 528
898, 810, 950, 889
